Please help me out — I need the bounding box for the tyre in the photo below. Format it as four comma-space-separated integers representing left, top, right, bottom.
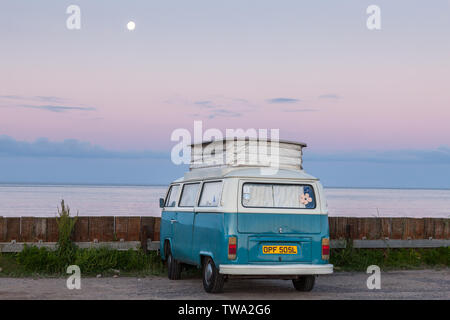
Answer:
292, 275, 315, 291
166, 244, 181, 280
202, 256, 224, 293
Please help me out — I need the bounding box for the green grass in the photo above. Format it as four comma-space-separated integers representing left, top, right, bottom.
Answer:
330, 247, 449, 271
1, 247, 448, 277
0, 253, 32, 277
0, 246, 167, 277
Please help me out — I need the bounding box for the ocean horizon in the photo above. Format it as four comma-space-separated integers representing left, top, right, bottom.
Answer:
1, 182, 450, 191
0, 183, 449, 218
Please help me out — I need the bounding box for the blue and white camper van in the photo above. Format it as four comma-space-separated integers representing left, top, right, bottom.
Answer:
159, 139, 333, 293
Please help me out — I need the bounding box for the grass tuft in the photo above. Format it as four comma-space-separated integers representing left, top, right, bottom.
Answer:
55, 199, 78, 267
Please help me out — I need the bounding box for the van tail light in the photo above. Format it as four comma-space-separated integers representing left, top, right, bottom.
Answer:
228, 236, 237, 260
322, 238, 330, 260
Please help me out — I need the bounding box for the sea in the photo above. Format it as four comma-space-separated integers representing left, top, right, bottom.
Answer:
0, 184, 449, 218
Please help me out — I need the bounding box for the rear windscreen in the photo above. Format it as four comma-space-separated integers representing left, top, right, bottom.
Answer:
242, 183, 316, 209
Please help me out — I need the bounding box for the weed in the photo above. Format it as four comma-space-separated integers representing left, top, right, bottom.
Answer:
55, 200, 78, 267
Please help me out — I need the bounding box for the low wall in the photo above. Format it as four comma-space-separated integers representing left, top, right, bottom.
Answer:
0, 216, 448, 243
0, 216, 160, 243
329, 217, 449, 240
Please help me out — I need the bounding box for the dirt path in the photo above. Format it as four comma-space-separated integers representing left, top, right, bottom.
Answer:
0, 269, 449, 300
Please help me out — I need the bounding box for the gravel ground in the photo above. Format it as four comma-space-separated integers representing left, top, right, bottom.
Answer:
0, 269, 449, 300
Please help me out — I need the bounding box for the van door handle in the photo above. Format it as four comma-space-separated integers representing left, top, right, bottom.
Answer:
170, 219, 177, 224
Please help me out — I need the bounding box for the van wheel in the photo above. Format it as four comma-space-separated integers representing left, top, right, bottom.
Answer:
202, 257, 224, 293
292, 276, 315, 291
166, 245, 181, 280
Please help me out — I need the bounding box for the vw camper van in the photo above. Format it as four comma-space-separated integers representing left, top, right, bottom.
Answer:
159, 139, 333, 293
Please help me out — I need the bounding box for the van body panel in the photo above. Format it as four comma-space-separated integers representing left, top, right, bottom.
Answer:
160, 210, 176, 259
191, 212, 225, 266
172, 211, 195, 264
237, 213, 321, 234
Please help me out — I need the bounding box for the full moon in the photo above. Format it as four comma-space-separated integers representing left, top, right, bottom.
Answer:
127, 21, 136, 31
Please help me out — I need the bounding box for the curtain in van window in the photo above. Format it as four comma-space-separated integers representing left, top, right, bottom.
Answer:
199, 181, 222, 207
273, 185, 305, 208
242, 184, 274, 207
242, 183, 316, 208
180, 183, 200, 207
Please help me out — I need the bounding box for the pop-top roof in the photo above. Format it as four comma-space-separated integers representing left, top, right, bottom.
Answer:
189, 138, 307, 172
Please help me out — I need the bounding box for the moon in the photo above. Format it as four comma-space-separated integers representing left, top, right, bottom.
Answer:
127, 21, 136, 31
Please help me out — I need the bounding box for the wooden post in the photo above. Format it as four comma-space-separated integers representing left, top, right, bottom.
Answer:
0, 217, 6, 242
140, 226, 148, 252
6, 218, 20, 242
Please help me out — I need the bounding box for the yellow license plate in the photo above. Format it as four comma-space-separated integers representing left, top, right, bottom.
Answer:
262, 245, 298, 254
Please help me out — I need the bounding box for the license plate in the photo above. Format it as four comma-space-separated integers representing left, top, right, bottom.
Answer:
262, 245, 298, 254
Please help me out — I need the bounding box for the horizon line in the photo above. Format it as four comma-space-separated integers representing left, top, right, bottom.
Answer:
0, 181, 449, 191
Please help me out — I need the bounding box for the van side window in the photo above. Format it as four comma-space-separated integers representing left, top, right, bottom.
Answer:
242, 183, 316, 209
179, 183, 200, 207
199, 181, 223, 207
165, 185, 180, 207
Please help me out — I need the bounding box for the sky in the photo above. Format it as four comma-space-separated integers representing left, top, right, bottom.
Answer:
0, 1, 449, 188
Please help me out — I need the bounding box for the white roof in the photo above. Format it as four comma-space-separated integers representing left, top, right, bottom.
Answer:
174, 167, 318, 183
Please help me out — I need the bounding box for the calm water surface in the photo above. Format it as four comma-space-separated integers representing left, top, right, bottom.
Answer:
0, 184, 449, 218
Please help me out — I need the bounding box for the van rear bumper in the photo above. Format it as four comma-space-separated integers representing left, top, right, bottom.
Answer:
219, 263, 333, 275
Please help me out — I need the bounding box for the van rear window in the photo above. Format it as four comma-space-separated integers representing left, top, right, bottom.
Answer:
242, 183, 316, 209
